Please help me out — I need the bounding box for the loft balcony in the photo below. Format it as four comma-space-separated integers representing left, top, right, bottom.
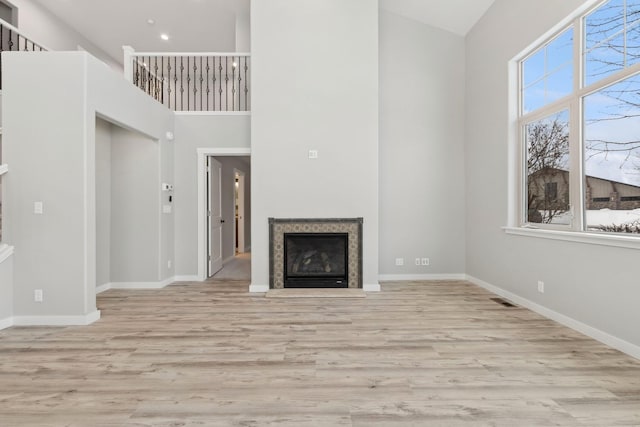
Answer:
123, 46, 251, 113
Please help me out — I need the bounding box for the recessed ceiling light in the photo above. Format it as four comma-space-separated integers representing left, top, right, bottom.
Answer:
160, 33, 170, 41
147, 18, 155, 25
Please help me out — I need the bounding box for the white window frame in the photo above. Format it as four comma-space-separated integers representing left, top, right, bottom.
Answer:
507, 0, 640, 249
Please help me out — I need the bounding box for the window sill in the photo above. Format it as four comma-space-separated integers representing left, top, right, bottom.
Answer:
0, 244, 14, 264
502, 226, 640, 250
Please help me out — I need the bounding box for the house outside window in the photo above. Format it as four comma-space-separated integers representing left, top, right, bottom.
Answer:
518, 0, 640, 234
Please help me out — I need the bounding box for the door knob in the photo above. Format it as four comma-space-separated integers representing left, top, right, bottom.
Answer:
221, 219, 226, 223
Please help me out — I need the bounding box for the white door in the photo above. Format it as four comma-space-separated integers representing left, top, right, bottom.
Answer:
207, 157, 223, 277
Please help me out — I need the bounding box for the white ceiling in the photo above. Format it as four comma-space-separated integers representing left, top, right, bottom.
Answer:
32, 0, 249, 63
32, 0, 494, 65
380, 0, 496, 36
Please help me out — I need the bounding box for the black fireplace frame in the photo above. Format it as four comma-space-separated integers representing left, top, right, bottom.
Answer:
269, 218, 363, 289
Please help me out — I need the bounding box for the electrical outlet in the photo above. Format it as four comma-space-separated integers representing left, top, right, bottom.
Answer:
395, 258, 404, 266
421, 258, 430, 266
537, 281, 545, 293
415, 258, 421, 266
34, 289, 43, 302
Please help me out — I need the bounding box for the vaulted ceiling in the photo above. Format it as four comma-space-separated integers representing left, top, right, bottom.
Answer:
32, 0, 495, 64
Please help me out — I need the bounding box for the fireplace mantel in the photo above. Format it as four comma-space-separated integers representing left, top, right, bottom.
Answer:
269, 218, 363, 289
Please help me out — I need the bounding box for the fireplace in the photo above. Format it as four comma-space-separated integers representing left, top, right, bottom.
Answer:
269, 218, 363, 289
284, 233, 348, 288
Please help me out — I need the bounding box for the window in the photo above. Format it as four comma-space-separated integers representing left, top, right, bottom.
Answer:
518, 0, 640, 235
0, 0, 15, 26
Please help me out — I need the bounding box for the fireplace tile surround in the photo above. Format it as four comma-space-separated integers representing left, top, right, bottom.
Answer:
269, 218, 363, 289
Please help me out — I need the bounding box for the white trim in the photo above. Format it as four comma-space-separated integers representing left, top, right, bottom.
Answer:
175, 111, 251, 116
197, 148, 251, 156
96, 283, 111, 294
249, 284, 269, 293
363, 283, 381, 292
503, 226, 640, 250
0, 164, 8, 175
197, 148, 251, 281
466, 275, 640, 361
379, 274, 467, 282
109, 277, 174, 290
174, 275, 200, 282
0, 317, 13, 330
0, 244, 14, 264
131, 51, 251, 57
13, 310, 101, 326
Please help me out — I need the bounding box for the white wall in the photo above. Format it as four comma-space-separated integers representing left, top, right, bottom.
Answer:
3, 51, 174, 321
251, 0, 379, 290
236, 11, 250, 52
465, 0, 640, 352
4, 52, 89, 317
173, 115, 250, 278
110, 126, 160, 283
95, 118, 111, 289
379, 11, 466, 278
8, 0, 121, 70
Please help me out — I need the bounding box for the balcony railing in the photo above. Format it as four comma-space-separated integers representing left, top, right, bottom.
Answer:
123, 46, 250, 112
0, 19, 48, 90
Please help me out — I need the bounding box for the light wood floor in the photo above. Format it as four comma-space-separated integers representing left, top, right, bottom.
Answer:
1, 280, 640, 426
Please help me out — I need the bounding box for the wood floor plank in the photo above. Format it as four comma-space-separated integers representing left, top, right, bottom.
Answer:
1, 280, 639, 426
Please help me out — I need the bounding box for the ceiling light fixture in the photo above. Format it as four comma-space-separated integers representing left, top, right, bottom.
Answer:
160, 33, 170, 41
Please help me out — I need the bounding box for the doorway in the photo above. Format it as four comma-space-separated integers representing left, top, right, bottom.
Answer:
197, 148, 251, 281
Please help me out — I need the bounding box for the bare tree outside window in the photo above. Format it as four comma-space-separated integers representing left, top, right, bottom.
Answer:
526, 111, 571, 224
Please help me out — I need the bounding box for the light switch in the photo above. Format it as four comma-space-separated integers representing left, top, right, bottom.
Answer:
34, 202, 43, 214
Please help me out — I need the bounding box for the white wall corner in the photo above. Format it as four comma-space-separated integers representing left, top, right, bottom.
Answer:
96, 283, 112, 294
0, 244, 15, 264
466, 275, 640, 361
0, 317, 14, 330
13, 310, 101, 326
363, 283, 381, 292
249, 284, 269, 293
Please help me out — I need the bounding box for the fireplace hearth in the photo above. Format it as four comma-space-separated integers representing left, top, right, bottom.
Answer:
269, 218, 363, 289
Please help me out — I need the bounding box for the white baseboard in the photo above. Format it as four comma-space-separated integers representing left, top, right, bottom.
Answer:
13, 310, 101, 326
466, 275, 640, 361
363, 283, 381, 292
110, 277, 174, 290
0, 316, 14, 330
174, 275, 200, 282
379, 274, 467, 281
96, 283, 112, 294
249, 283, 269, 293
